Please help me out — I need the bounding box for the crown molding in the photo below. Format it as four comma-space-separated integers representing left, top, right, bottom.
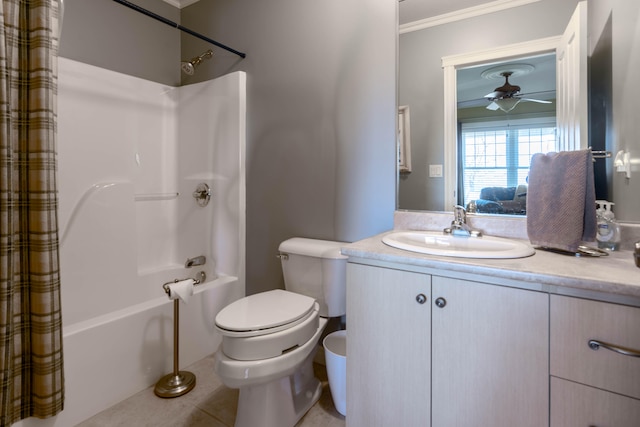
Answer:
441, 35, 560, 68
162, 0, 200, 9
400, 0, 542, 34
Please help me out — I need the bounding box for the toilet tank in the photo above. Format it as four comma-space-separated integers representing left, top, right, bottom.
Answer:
278, 238, 348, 318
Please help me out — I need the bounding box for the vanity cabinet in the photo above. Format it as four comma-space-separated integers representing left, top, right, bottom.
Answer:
550, 295, 640, 426
346, 263, 431, 427
346, 262, 549, 427
431, 276, 549, 427
551, 377, 640, 427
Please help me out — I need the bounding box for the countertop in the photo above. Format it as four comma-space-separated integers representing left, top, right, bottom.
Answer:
341, 230, 640, 306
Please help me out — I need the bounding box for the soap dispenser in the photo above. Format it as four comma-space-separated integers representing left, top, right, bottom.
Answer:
596, 201, 621, 251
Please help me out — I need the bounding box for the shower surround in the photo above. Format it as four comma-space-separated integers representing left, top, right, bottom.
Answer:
15, 58, 246, 427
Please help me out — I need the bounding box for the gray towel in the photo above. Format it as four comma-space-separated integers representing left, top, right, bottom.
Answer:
526, 149, 597, 252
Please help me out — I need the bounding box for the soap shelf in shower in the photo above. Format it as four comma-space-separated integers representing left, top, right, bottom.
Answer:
134, 192, 179, 202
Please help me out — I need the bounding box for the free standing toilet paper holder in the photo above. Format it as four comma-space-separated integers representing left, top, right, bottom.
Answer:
154, 271, 206, 398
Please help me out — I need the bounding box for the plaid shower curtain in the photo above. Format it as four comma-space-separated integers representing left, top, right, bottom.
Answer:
0, 0, 64, 425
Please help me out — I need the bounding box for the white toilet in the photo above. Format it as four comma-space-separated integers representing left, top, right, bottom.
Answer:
213, 237, 348, 427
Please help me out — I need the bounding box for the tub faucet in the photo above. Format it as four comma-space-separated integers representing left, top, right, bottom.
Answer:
185, 255, 206, 268
444, 205, 482, 237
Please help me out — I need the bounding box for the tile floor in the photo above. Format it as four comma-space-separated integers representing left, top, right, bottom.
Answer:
76, 354, 346, 427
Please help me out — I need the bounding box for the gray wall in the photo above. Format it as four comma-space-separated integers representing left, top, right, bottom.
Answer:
60, 0, 181, 86
181, 0, 396, 295
59, 0, 397, 295
398, 0, 581, 212
589, 0, 640, 223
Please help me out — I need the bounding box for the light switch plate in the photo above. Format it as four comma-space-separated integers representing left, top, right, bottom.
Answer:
429, 164, 443, 178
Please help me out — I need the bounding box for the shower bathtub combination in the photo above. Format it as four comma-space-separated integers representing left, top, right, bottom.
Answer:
16, 59, 246, 427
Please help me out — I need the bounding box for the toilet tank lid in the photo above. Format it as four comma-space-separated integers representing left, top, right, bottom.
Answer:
278, 238, 348, 259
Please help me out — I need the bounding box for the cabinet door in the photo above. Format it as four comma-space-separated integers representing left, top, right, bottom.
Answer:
346, 263, 431, 427
432, 276, 549, 427
551, 377, 640, 427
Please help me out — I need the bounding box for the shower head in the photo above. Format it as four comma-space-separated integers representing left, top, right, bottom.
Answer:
181, 49, 213, 75
181, 61, 196, 75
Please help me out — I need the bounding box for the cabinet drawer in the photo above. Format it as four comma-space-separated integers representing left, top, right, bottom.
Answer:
551, 377, 640, 427
551, 295, 640, 399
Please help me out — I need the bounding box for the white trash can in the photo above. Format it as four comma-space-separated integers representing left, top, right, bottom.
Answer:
323, 330, 346, 416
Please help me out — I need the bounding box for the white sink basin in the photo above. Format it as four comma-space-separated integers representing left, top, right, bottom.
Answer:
382, 231, 535, 259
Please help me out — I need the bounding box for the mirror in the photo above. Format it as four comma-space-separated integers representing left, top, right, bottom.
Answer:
455, 52, 556, 215
398, 1, 640, 222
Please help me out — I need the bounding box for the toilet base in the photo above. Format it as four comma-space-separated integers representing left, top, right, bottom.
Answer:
234, 350, 322, 427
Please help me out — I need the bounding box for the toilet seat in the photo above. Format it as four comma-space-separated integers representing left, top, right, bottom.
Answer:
215, 290, 320, 361
216, 289, 317, 337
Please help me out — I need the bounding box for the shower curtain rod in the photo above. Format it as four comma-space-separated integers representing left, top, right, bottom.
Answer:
112, 0, 246, 59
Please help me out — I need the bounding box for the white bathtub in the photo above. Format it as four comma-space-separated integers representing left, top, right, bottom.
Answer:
17, 270, 242, 427
54, 271, 241, 427
56, 271, 242, 426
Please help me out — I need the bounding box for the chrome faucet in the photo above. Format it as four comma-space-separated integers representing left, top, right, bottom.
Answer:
185, 255, 206, 268
444, 205, 482, 237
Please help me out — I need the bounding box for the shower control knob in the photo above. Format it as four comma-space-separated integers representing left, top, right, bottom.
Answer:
192, 182, 211, 207
415, 294, 427, 304
435, 297, 447, 308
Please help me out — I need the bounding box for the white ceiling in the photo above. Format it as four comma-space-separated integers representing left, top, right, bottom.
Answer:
457, 53, 556, 104
168, 0, 536, 17
164, 0, 536, 25
162, 0, 200, 9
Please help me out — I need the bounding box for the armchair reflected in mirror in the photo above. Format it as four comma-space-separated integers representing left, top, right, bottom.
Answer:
469, 185, 528, 215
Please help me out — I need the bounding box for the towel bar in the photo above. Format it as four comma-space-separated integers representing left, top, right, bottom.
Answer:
590, 149, 611, 159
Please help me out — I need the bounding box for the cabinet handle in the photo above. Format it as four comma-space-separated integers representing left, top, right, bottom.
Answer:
415, 294, 427, 304
435, 297, 447, 308
588, 339, 640, 358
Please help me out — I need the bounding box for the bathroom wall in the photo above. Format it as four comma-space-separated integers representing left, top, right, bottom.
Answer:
60, 0, 397, 296
59, 0, 181, 85
589, 0, 640, 223
181, 0, 397, 294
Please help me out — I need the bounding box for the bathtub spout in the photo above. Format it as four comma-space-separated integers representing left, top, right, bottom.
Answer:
185, 255, 206, 268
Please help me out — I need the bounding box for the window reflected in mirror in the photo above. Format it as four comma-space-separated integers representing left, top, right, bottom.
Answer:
460, 119, 556, 215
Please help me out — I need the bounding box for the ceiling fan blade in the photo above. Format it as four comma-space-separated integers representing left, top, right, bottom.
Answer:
458, 98, 490, 109
484, 91, 506, 99
486, 98, 521, 112
520, 98, 552, 104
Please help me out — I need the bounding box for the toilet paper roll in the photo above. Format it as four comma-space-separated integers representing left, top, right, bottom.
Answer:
167, 279, 194, 304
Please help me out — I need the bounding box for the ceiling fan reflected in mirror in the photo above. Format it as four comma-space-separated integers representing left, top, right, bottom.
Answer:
485, 71, 552, 112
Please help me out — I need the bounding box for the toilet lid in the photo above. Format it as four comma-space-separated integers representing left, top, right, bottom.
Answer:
215, 289, 317, 334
